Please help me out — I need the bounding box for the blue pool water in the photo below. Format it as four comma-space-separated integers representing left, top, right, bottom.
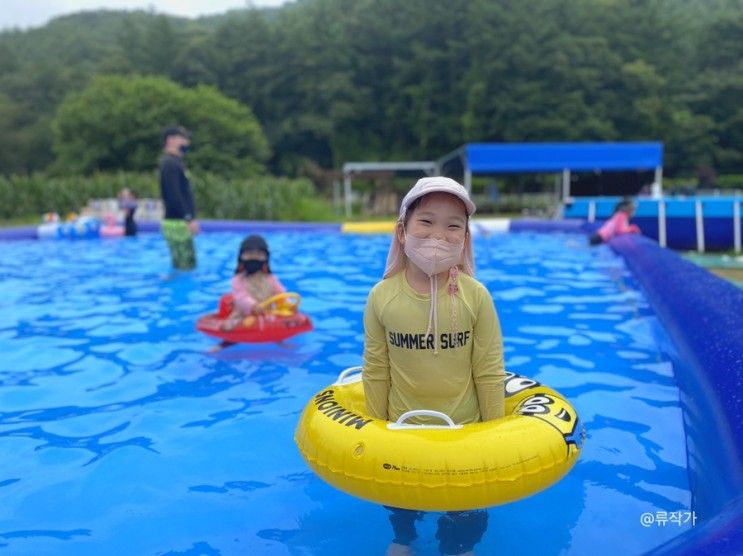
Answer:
0, 231, 693, 555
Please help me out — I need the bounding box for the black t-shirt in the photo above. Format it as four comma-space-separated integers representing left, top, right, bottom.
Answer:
159, 154, 196, 220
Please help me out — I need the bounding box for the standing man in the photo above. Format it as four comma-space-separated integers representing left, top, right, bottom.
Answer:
159, 126, 199, 270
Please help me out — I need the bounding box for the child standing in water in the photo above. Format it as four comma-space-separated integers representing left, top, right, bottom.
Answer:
362, 176, 505, 556
589, 198, 641, 245
117, 188, 138, 237
222, 235, 285, 330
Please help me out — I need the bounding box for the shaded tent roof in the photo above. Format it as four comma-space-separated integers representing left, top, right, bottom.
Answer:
339, 142, 666, 215
458, 142, 664, 173
438, 141, 665, 198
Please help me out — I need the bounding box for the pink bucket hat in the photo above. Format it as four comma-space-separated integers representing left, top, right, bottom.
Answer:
384, 176, 476, 278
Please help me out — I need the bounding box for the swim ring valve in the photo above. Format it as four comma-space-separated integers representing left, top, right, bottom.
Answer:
334, 366, 363, 385
388, 410, 463, 430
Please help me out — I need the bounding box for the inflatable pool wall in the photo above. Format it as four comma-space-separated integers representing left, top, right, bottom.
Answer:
608, 234, 743, 555
565, 196, 742, 251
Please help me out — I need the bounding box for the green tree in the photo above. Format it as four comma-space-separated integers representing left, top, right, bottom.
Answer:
690, 13, 743, 173
51, 75, 270, 175
3, 1, 743, 178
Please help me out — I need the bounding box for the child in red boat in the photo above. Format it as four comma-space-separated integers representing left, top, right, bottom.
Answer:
221, 235, 285, 330
590, 198, 641, 245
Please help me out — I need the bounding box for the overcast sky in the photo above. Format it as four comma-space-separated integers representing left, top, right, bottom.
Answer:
0, 0, 290, 31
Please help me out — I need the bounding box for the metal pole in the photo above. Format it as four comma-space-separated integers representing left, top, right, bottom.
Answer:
734, 200, 741, 254
464, 164, 472, 194
332, 179, 341, 215
343, 173, 352, 218
658, 200, 667, 248
588, 201, 596, 223
695, 200, 705, 253
655, 166, 664, 196
562, 169, 571, 201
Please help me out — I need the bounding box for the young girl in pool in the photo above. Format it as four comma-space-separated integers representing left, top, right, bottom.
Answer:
221, 235, 285, 330
362, 176, 505, 556
589, 198, 641, 245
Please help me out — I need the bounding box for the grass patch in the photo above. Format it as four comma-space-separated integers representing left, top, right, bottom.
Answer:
0, 216, 39, 228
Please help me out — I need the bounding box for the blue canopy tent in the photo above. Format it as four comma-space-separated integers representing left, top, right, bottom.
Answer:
437, 142, 664, 200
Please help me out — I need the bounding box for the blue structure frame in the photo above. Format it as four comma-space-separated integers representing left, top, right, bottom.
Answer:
438, 142, 664, 197
465, 142, 663, 173
566, 196, 743, 252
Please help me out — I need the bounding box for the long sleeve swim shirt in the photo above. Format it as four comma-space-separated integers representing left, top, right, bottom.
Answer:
159, 154, 196, 221
363, 271, 505, 425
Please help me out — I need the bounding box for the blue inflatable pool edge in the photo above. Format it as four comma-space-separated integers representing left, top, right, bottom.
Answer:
609, 234, 743, 555
0, 220, 343, 240
0, 225, 37, 240
644, 495, 743, 556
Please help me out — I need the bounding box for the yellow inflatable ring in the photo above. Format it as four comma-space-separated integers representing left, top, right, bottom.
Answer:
341, 221, 397, 234
257, 292, 301, 317
295, 367, 584, 511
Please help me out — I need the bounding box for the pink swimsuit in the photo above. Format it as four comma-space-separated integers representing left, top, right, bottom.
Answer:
597, 212, 640, 241
231, 274, 285, 314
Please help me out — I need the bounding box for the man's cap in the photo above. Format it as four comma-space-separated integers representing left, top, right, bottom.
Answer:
399, 176, 476, 219
161, 125, 191, 145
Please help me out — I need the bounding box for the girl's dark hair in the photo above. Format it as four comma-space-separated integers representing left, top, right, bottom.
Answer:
613, 198, 635, 214
234, 234, 271, 274
403, 197, 424, 226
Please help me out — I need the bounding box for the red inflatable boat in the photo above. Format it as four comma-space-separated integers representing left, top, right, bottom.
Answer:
197, 292, 313, 344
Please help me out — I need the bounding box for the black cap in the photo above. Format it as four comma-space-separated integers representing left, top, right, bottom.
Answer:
161, 125, 190, 146
235, 235, 271, 274
239, 235, 269, 255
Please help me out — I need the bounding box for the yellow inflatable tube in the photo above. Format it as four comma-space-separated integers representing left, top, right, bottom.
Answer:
341, 221, 396, 234
295, 367, 584, 511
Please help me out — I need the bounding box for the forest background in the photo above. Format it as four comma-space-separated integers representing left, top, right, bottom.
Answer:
1, 0, 742, 220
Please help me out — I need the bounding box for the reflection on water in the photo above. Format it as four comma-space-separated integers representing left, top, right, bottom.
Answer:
0, 232, 691, 555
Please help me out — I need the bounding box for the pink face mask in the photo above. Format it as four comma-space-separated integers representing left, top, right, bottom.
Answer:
403, 233, 464, 277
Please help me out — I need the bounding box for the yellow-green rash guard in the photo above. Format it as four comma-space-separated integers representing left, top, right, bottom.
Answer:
362, 271, 505, 425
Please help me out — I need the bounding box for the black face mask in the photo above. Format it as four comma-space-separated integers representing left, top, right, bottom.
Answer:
179, 145, 190, 155
242, 259, 264, 275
